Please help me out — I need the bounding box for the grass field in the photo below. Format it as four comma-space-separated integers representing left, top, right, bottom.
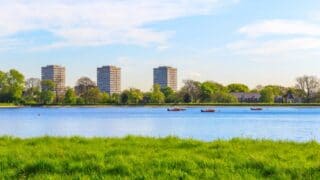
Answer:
0, 136, 319, 179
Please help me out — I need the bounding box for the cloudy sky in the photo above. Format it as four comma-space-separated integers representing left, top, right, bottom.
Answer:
1, 0, 320, 90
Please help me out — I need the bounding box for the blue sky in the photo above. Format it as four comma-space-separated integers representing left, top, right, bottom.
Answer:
1, 0, 320, 90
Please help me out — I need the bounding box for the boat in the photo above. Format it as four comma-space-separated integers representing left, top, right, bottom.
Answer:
250, 107, 263, 111
167, 107, 186, 112
201, 109, 216, 113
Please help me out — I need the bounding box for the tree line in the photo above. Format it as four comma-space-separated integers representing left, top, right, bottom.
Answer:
1, 69, 320, 105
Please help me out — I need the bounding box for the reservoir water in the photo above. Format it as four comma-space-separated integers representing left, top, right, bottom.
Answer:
0, 107, 319, 141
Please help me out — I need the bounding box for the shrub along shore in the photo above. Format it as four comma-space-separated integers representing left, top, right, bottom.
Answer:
2, 69, 320, 106
0, 136, 319, 179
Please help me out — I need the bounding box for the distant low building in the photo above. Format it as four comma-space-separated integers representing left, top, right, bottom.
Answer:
283, 93, 302, 103
231, 92, 261, 103
274, 96, 284, 103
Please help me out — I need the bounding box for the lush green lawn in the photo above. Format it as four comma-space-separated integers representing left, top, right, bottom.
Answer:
0, 136, 319, 179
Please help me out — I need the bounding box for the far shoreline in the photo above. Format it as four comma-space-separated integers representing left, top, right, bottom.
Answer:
3, 103, 320, 108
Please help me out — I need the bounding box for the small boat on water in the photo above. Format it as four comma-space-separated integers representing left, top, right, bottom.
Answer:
167, 107, 186, 112
201, 109, 216, 113
250, 107, 263, 111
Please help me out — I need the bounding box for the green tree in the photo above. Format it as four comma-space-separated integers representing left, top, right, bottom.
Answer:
180, 80, 202, 103
40, 90, 55, 105
128, 88, 144, 104
84, 87, 101, 104
109, 93, 120, 104
64, 88, 77, 104
120, 88, 144, 104
76, 97, 85, 105
264, 85, 285, 96
142, 92, 152, 104
160, 86, 174, 97
74, 77, 96, 96
150, 84, 165, 104
182, 93, 192, 103
23, 78, 41, 104
260, 87, 275, 103
211, 92, 238, 103
41, 80, 55, 91
120, 90, 130, 104
200, 81, 226, 102
160, 86, 176, 103
100, 92, 109, 104
40, 80, 56, 105
227, 83, 249, 93
0, 69, 25, 103
7, 69, 25, 102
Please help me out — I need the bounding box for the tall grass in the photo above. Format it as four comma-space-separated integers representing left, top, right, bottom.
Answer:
0, 136, 319, 179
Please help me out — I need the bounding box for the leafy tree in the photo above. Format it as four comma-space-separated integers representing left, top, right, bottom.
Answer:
120, 88, 144, 104
211, 92, 238, 103
264, 85, 286, 96
75, 77, 96, 96
180, 80, 202, 103
182, 93, 192, 103
100, 92, 109, 104
7, 69, 25, 101
109, 93, 120, 104
142, 92, 152, 104
227, 83, 249, 93
160, 86, 174, 97
260, 87, 275, 103
166, 93, 179, 103
296, 75, 319, 102
25, 78, 41, 90
39, 80, 56, 104
120, 90, 130, 104
84, 87, 101, 104
40, 90, 55, 105
200, 81, 226, 102
76, 97, 85, 105
23, 78, 41, 104
64, 88, 77, 104
0, 69, 25, 103
150, 84, 165, 104
128, 88, 144, 104
23, 87, 41, 104
160, 86, 176, 103
41, 80, 55, 91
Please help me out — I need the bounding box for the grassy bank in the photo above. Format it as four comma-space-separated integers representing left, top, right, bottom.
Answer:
0, 137, 319, 179
0, 103, 17, 108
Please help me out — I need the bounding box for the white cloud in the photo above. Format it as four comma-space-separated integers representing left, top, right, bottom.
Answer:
239, 20, 320, 38
227, 19, 320, 59
228, 38, 320, 56
0, 0, 235, 49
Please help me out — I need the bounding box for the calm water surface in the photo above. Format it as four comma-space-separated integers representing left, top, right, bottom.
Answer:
0, 107, 319, 141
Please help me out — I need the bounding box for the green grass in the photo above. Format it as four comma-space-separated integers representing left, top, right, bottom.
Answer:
0, 103, 17, 107
0, 136, 319, 179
